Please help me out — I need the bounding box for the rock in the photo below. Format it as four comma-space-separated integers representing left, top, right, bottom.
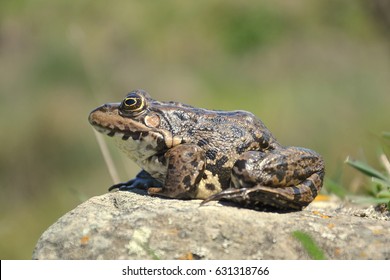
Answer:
32, 191, 390, 260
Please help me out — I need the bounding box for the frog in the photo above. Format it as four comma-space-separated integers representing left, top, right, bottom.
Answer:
88, 89, 325, 210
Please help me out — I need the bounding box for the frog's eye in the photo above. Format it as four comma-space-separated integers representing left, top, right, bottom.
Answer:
120, 93, 147, 115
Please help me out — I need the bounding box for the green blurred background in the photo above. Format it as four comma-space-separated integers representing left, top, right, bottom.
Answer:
1, 0, 389, 259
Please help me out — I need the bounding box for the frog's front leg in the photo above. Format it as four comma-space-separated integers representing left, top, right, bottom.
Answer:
148, 144, 206, 199
204, 147, 324, 210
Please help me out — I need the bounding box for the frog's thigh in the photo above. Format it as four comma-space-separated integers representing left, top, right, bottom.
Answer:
148, 144, 206, 199
231, 147, 324, 209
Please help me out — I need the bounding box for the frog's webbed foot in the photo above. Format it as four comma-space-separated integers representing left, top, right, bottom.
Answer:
201, 188, 249, 206
201, 185, 305, 210
108, 170, 163, 192
108, 179, 136, 191
108, 178, 160, 191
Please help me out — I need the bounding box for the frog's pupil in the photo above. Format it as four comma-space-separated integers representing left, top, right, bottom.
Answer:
125, 98, 137, 106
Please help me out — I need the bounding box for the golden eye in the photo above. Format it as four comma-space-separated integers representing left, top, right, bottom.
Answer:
120, 92, 146, 115
123, 97, 139, 109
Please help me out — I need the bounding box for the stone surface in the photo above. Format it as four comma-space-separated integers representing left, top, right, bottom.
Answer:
32, 191, 390, 260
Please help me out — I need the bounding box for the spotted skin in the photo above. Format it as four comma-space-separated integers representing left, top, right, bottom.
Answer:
89, 89, 325, 211
203, 147, 324, 209
149, 144, 206, 198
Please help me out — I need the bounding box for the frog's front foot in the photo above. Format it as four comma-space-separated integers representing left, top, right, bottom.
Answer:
108, 170, 163, 192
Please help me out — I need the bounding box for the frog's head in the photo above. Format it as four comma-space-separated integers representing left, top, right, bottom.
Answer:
88, 89, 182, 160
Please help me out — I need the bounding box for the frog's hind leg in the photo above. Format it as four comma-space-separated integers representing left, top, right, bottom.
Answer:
242, 172, 323, 210
201, 179, 320, 210
205, 147, 324, 210
203, 171, 323, 210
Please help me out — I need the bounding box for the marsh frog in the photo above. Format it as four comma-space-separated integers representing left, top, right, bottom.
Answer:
89, 90, 324, 210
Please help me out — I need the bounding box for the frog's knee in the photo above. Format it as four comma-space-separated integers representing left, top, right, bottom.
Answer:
230, 151, 267, 188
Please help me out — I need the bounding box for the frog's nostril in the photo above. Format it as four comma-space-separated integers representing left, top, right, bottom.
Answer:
101, 104, 110, 111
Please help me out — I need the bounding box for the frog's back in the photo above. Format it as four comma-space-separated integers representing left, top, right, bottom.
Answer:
169, 106, 279, 153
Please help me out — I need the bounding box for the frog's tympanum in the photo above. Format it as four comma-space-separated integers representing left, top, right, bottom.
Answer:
89, 90, 324, 210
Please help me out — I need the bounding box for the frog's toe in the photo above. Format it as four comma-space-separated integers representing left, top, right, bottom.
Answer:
108, 179, 136, 191
201, 188, 248, 206
108, 177, 162, 192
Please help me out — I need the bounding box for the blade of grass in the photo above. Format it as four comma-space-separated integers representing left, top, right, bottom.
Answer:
379, 153, 390, 177
93, 128, 120, 184
371, 177, 390, 189
345, 157, 389, 182
292, 231, 326, 260
376, 190, 390, 199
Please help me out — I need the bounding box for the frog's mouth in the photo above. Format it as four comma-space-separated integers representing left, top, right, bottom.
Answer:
89, 102, 161, 140
88, 103, 182, 150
